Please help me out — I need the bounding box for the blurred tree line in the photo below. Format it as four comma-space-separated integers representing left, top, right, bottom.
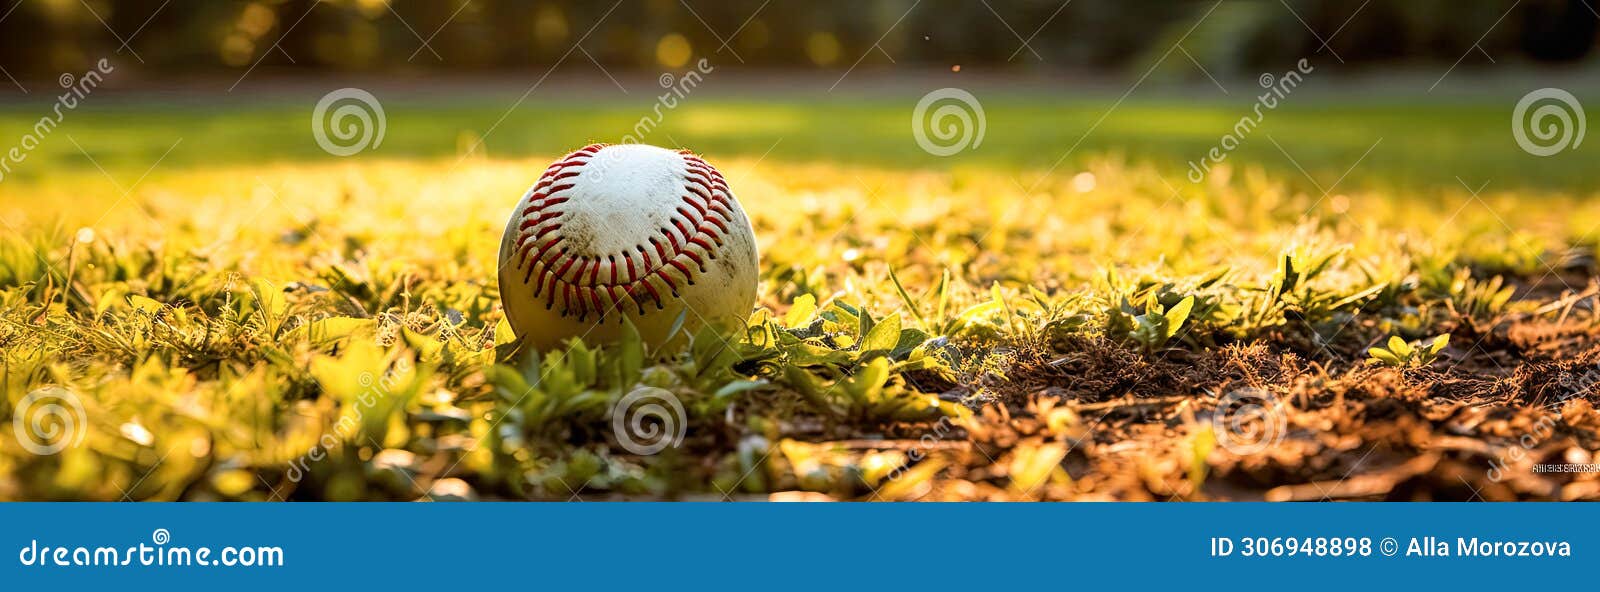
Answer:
0, 0, 1594, 79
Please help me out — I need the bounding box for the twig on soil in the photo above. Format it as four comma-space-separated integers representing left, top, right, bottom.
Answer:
1069, 395, 1191, 413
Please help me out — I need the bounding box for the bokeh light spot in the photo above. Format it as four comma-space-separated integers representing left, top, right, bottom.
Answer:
656, 33, 692, 68
806, 32, 841, 66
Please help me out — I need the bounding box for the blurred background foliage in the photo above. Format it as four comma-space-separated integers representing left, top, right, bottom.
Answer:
0, 0, 1595, 79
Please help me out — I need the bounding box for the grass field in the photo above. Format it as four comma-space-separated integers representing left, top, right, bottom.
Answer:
3, 85, 1600, 500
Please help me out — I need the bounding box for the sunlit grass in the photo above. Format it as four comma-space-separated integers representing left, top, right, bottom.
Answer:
2, 96, 1597, 500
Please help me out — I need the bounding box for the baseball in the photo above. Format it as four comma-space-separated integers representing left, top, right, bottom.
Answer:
498, 143, 759, 351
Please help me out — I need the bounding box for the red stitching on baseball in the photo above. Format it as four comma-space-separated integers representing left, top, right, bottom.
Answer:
510, 144, 739, 320
657, 268, 680, 295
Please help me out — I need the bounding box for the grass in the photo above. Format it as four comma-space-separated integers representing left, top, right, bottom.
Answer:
7, 88, 1596, 190
2, 88, 1599, 500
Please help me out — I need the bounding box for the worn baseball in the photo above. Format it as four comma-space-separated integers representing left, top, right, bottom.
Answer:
498, 143, 759, 351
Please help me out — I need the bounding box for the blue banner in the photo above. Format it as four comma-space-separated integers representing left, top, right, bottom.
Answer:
1, 503, 1589, 590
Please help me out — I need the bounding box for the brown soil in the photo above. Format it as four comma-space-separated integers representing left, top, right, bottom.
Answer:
730, 283, 1600, 501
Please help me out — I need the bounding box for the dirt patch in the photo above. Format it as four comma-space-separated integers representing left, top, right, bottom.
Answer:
725, 315, 1600, 501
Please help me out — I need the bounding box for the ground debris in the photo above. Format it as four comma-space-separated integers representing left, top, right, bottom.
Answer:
765, 321, 1600, 501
